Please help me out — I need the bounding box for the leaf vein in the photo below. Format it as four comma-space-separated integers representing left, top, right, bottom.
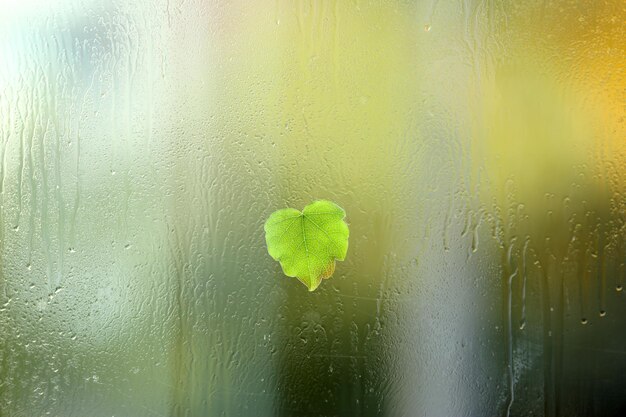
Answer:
301, 217, 313, 282
272, 216, 300, 243
304, 215, 342, 254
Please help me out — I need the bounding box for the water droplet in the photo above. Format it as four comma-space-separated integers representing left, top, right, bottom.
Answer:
617, 285, 623, 292
599, 310, 606, 317
581, 318, 588, 325
519, 320, 526, 330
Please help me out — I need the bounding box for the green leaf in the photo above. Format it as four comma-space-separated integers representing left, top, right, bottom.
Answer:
264, 200, 349, 291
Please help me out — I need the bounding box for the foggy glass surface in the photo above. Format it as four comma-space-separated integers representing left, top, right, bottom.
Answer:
0, 1, 624, 416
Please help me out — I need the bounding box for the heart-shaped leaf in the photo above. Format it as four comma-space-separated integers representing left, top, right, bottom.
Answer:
264, 200, 349, 291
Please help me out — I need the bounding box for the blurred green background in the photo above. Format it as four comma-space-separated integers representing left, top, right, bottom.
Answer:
0, 1, 624, 416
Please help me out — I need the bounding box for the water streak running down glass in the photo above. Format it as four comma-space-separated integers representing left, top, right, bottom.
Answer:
0, 1, 625, 416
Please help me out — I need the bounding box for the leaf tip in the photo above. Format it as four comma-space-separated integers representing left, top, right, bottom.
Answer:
307, 278, 322, 292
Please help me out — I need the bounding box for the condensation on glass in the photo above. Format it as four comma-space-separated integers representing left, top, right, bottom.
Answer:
0, 1, 624, 416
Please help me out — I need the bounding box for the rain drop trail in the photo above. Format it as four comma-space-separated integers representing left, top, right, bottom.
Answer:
442, 201, 451, 251
40, 114, 53, 289
578, 248, 589, 329
424, 0, 440, 32
54, 97, 66, 289
618, 259, 624, 292
503, 239, 517, 417
597, 240, 606, 321
0, 91, 9, 302
460, 209, 472, 237
471, 212, 482, 253
519, 238, 529, 330
16, 102, 26, 230
69, 124, 82, 250
537, 255, 555, 417
27, 96, 37, 271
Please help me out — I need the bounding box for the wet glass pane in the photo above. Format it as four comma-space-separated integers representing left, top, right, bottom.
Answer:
1, 1, 624, 416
